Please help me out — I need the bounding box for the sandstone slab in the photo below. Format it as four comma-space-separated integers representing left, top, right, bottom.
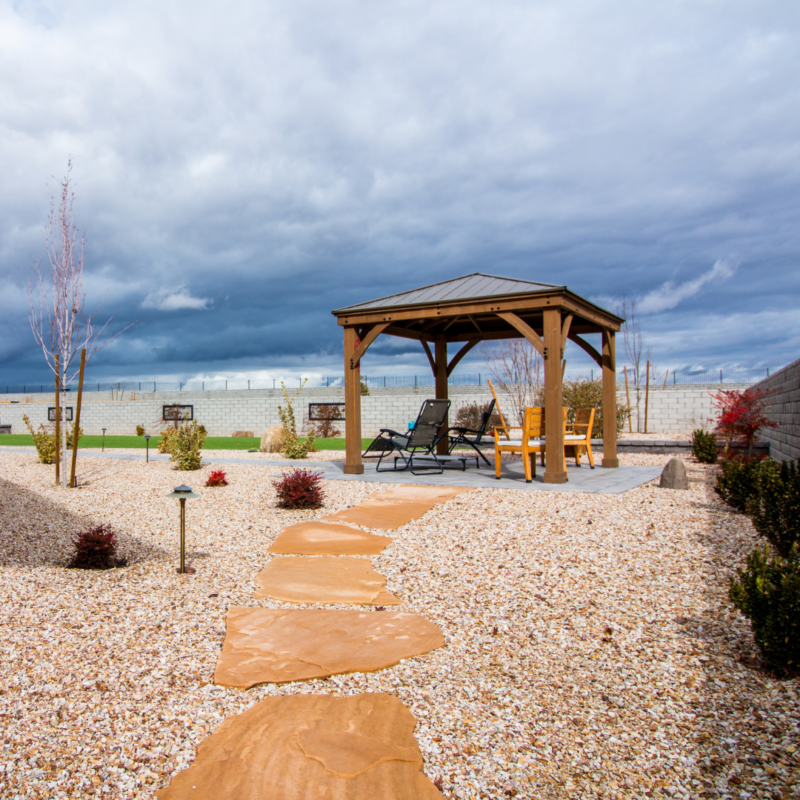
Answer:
374, 485, 469, 504
214, 607, 444, 687
155, 693, 444, 799
253, 556, 401, 605
268, 521, 391, 555
323, 500, 436, 530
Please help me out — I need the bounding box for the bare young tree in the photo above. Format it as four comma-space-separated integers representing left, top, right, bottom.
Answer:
617, 295, 651, 432
481, 338, 544, 426
29, 159, 134, 487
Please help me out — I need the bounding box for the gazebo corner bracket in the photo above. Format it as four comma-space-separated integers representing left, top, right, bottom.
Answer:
349, 322, 390, 370
496, 311, 545, 357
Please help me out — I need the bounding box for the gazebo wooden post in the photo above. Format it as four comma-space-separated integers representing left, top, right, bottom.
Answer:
601, 328, 619, 468
343, 327, 364, 474
543, 308, 567, 484
434, 338, 449, 455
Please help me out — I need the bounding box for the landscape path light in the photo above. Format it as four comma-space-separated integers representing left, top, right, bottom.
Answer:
144, 434, 152, 463
102, 428, 107, 452
167, 485, 199, 574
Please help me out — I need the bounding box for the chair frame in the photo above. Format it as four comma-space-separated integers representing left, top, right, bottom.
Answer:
494, 407, 567, 483
565, 407, 596, 468
362, 399, 453, 475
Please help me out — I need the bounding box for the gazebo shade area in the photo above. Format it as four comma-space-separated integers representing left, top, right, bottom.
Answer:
332, 274, 623, 484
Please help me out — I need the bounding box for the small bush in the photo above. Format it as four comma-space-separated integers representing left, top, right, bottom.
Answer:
310, 406, 341, 438
23, 414, 57, 464
730, 544, 800, 672
715, 453, 770, 513
284, 436, 310, 459
158, 427, 178, 454
454, 401, 502, 432
691, 429, 718, 463
747, 459, 800, 560
206, 469, 228, 487
135, 425, 145, 436
171, 420, 207, 470
69, 524, 123, 570
273, 468, 325, 509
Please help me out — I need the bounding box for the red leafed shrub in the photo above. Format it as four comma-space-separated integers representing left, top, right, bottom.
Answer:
272, 468, 325, 509
206, 469, 229, 487
69, 524, 123, 570
711, 388, 778, 452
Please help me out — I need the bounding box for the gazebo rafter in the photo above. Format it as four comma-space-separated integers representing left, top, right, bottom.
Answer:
332, 273, 623, 483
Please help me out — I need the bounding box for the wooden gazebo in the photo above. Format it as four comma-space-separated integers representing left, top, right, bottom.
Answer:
332, 274, 623, 484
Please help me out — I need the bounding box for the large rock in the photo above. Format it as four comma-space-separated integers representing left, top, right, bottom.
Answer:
260, 425, 286, 453
214, 607, 444, 688
659, 458, 689, 490
155, 694, 445, 800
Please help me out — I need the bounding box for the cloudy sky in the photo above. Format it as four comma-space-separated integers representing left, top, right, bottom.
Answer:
1, 0, 798, 386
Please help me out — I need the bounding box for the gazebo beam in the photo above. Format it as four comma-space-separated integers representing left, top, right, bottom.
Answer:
601, 329, 619, 468
434, 339, 449, 455
447, 338, 480, 377
350, 322, 390, 370
568, 332, 603, 366
496, 311, 545, 357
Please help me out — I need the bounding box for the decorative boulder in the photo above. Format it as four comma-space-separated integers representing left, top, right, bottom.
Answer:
232, 430, 254, 438
260, 425, 286, 453
659, 458, 689, 490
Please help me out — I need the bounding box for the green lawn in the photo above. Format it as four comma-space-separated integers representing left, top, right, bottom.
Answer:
0, 434, 371, 451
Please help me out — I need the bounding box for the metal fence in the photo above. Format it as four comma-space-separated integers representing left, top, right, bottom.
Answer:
1, 367, 773, 395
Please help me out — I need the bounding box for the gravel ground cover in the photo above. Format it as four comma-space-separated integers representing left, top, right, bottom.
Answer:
0, 451, 797, 799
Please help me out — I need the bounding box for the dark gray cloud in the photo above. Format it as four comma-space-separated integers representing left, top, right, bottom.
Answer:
1, 0, 799, 386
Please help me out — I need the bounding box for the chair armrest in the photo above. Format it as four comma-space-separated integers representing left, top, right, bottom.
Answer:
380, 428, 409, 439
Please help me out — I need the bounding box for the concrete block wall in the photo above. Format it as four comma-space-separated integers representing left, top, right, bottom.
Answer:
750, 356, 800, 462
0, 382, 750, 438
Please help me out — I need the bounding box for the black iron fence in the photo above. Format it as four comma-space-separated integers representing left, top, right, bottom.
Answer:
1, 368, 773, 395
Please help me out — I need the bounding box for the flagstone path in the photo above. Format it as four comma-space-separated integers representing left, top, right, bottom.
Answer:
254, 556, 401, 605
161, 484, 462, 797
155, 693, 445, 800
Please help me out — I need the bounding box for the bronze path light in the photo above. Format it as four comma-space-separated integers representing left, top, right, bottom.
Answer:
167, 485, 199, 574
101, 428, 107, 452
144, 434, 152, 463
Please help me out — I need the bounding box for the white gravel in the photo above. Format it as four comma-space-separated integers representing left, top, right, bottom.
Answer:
0, 450, 797, 800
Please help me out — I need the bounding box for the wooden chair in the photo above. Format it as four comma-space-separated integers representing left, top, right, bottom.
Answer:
565, 408, 595, 468
494, 407, 567, 483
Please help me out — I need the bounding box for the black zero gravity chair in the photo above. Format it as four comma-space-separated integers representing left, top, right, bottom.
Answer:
362, 399, 453, 474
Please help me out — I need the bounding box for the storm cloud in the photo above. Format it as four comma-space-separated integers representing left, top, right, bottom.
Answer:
1, 0, 798, 384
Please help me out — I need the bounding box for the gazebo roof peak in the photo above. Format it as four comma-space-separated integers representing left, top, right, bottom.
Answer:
333, 272, 566, 314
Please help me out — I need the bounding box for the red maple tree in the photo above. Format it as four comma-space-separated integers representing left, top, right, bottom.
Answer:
710, 388, 778, 452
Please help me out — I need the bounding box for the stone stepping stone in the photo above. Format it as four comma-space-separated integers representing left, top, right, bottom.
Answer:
214, 607, 444, 688
154, 693, 444, 799
374, 485, 469, 504
268, 521, 391, 555
323, 500, 436, 530
253, 556, 401, 606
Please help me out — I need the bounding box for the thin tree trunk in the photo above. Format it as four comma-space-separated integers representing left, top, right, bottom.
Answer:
70, 348, 86, 488
54, 354, 60, 485
644, 360, 650, 435
61, 353, 68, 487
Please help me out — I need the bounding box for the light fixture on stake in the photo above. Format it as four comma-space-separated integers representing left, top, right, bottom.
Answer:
167, 485, 199, 574
144, 434, 152, 462
102, 428, 107, 452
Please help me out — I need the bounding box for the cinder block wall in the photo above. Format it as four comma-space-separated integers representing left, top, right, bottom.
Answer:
750, 356, 800, 462
0, 382, 750, 438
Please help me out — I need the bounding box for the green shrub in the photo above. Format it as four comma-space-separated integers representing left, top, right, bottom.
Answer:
135, 425, 145, 436
171, 420, 207, 470
284, 436, 310, 459
747, 459, 800, 560
24, 415, 57, 464
691, 429, 718, 463
730, 544, 800, 672
561, 378, 630, 437
715, 454, 770, 513
158, 427, 178, 454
